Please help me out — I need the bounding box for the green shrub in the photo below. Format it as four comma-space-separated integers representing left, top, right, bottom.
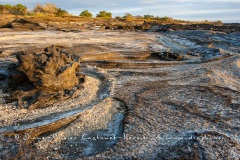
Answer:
79, 10, 92, 17
0, 3, 27, 15
144, 14, 154, 19
96, 11, 112, 18
56, 8, 68, 16
123, 13, 132, 18
12, 4, 27, 15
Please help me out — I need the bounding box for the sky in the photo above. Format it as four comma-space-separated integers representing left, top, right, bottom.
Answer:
1, 0, 240, 22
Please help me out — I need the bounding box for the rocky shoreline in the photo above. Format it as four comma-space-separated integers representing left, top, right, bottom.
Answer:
0, 27, 239, 159
0, 16, 239, 33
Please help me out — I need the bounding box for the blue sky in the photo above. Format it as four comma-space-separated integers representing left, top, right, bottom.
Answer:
1, 0, 239, 22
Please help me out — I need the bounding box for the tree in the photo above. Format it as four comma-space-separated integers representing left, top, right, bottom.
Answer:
0, 4, 12, 14
123, 13, 133, 19
33, 3, 58, 14
33, 3, 44, 12
135, 15, 143, 19
0, 4, 5, 13
115, 16, 121, 20
42, 3, 58, 14
12, 4, 27, 15
4, 4, 12, 11
79, 10, 92, 17
96, 11, 112, 18
0, 3, 27, 15
56, 8, 68, 16
160, 16, 173, 23
213, 20, 223, 26
144, 14, 154, 19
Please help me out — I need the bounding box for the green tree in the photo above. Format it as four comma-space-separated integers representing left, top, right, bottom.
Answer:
160, 16, 173, 23
0, 4, 5, 13
123, 13, 133, 19
0, 3, 27, 15
4, 4, 12, 10
12, 4, 27, 15
144, 14, 154, 19
1, 4, 12, 14
56, 8, 68, 16
79, 10, 92, 17
115, 16, 121, 20
96, 11, 112, 18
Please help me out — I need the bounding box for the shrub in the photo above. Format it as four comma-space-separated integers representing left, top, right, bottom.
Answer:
33, 3, 58, 14
79, 10, 92, 17
144, 14, 154, 19
96, 11, 112, 18
12, 4, 27, 15
33, 3, 44, 13
0, 4, 5, 13
115, 16, 122, 20
4, 4, 12, 11
123, 13, 133, 19
0, 3, 27, 15
56, 8, 68, 16
213, 20, 223, 26
43, 3, 58, 14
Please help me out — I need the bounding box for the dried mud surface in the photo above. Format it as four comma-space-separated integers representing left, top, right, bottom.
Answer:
0, 30, 239, 159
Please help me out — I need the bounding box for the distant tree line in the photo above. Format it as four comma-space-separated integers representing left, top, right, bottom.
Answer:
0, 3, 27, 15
0, 3, 69, 16
0, 2, 223, 25
32, 3, 68, 16
79, 10, 112, 18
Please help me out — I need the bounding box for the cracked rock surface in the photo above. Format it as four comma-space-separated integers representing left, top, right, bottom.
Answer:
0, 30, 239, 159
5, 45, 83, 110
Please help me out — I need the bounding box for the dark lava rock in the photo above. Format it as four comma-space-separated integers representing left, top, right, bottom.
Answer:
0, 74, 6, 81
16, 45, 80, 93
158, 131, 239, 160
159, 52, 184, 61
1, 19, 45, 31
158, 137, 204, 160
0, 136, 21, 160
60, 99, 127, 159
154, 24, 240, 33
7, 45, 84, 109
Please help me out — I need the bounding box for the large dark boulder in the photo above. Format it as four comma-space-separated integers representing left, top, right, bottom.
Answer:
16, 45, 80, 93
7, 45, 84, 109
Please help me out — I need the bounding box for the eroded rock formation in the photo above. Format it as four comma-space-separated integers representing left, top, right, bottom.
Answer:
8, 45, 84, 109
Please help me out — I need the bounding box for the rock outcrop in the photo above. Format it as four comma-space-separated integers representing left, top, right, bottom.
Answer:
8, 45, 84, 109
1, 19, 45, 31
16, 45, 80, 93
154, 24, 240, 32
